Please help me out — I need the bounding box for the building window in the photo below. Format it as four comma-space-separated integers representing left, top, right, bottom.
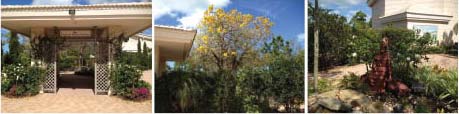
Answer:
413, 25, 438, 44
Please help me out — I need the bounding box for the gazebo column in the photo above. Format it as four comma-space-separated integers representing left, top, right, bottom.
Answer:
154, 44, 160, 77
31, 27, 46, 93
42, 27, 58, 93
106, 26, 123, 95
158, 56, 167, 77
94, 27, 110, 95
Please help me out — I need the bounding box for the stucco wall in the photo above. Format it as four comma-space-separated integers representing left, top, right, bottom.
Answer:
370, 0, 458, 44
122, 36, 152, 52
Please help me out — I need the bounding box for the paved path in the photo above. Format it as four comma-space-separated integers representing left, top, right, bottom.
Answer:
420, 54, 458, 70
1, 71, 152, 113
141, 70, 152, 84
308, 54, 457, 79
307, 54, 457, 87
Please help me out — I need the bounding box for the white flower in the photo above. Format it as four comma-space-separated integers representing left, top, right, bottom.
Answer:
406, 57, 411, 61
352, 53, 357, 57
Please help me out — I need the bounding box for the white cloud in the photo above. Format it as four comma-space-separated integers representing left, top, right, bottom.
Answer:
319, 0, 364, 8
32, 0, 75, 5
177, 9, 206, 28
153, 0, 231, 28
297, 33, 305, 41
346, 10, 359, 21
32, 0, 150, 5
332, 10, 340, 14
87, 0, 150, 4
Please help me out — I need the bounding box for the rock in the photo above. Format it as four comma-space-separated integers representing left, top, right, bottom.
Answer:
392, 103, 404, 113
317, 97, 352, 112
277, 105, 286, 112
352, 106, 363, 113
308, 102, 320, 112
402, 105, 414, 113
364, 101, 392, 113
311, 89, 373, 112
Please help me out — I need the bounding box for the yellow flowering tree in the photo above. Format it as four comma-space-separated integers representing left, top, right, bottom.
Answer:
196, 5, 273, 73
194, 5, 273, 112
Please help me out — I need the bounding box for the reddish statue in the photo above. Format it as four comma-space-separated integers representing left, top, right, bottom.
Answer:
362, 37, 410, 96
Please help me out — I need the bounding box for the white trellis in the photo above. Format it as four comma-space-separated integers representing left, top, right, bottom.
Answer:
37, 27, 115, 95
94, 28, 111, 95
2, 2, 151, 95
43, 44, 57, 93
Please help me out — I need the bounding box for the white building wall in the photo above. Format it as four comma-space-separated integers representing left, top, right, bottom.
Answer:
122, 36, 152, 52
370, 0, 458, 45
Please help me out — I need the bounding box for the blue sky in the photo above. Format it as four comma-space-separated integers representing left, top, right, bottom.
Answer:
1, 0, 152, 53
154, 0, 305, 48
308, 0, 372, 22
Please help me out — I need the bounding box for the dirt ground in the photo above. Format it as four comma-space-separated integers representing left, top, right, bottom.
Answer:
307, 54, 457, 88
308, 54, 458, 79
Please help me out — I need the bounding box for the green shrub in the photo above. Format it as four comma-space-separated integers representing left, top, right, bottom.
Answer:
117, 50, 152, 70
155, 67, 216, 112
1, 77, 13, 94
426, 46, 446, 54
110, 63, 143, 99
237, 67, 272, 113
415, 102, 431, 113
308, 78, 331, 95
23, 66, 46, 94
380, 27, 433, 68
135, 80, 151, 90
425, 44, 458, 55
340, 73, 369, 92
1, 64, 45, 96
74, 66, 94, 76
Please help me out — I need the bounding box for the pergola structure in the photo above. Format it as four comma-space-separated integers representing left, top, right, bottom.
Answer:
1, 2, 152, 95
154, 25, 196, 77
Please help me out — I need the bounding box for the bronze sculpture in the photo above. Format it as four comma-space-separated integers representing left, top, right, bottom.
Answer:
362, 37, 410, 96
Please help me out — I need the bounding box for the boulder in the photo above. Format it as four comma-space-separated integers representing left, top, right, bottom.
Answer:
364, 101, 392, 113
317, 97, 352, 112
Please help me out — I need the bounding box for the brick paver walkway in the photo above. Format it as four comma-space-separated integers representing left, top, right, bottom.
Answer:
1, 70, 152, 113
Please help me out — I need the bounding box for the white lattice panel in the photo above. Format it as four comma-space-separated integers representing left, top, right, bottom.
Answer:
43, 62, 56, 92
43, 43, 57, 93
95, 39, 110, 95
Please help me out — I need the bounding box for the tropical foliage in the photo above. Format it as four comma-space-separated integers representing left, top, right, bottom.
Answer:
413, 66, 457, 107
109, 63, 151, 101
155, 6, 304, 113
155, 65, 216, 112
307, 1, 457, 113
1, 31, 46, 97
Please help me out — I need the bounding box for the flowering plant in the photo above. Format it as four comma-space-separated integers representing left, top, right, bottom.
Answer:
131, 87, 151, 101
110, 63, 152, 101
1, 64, 45, 96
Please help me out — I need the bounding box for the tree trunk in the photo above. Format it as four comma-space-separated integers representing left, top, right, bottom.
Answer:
313, 0, 320, 93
